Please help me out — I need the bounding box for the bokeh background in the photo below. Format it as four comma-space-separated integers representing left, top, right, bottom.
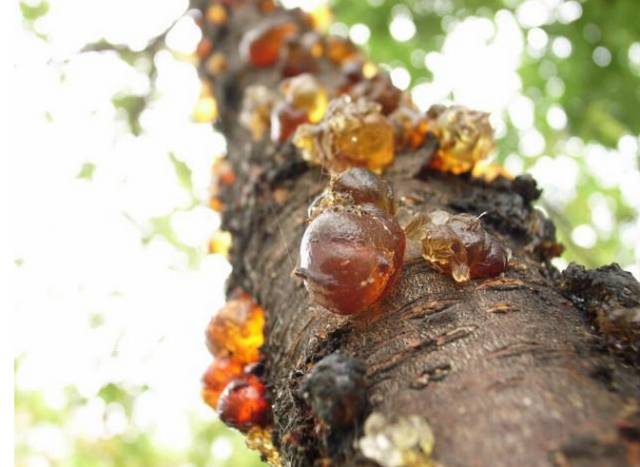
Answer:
11, 0, 639, 465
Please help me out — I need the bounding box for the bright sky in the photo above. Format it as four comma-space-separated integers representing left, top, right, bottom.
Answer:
9, 0, 235, 462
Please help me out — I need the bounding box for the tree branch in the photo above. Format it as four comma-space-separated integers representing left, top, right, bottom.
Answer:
196, 2, 640, 466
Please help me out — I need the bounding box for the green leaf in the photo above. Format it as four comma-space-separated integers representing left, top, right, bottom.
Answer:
97, 383, 128, 405
20, 1, 49, 21
146, 213, 200, 267
112, 94, 146, 135
169, 153, 193, 193
76, 162, 96, 180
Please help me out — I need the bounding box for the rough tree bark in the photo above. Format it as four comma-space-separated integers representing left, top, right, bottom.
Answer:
195, 2, 640, 466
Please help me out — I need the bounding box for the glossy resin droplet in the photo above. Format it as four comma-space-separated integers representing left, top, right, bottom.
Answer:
281, 33, 322, 78
196, 37, 214, 61
309, 168, 396, 219
389, 104, 429, 150
419, 210, 508, 282
280, 74, 328, 123
270, 102, 309, 143
205, 4, 228, 25
426, 105, 495, 175
298, 205, 405, 315
240, 21, 297, 68
325, 36, 360, 65
193, 83, 218, 123
201, 357, 245, 408
205, 52, 228, 76
330, 168, 395, 214
337, 60, 365, 93
294, 97, 395, 174
208, 230, 232, 257
347, 73, 402, 115
217, 374, 271, 431
471, 161, 513, 182
206, 293, 265, 364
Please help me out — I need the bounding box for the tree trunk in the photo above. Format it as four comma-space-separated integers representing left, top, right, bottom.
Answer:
195, 2, 640, 466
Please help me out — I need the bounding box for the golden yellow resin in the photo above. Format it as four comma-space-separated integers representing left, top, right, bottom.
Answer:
206, 294, 265, 364
193, 83, 218, 123
205, 4, 227, 25
309, 5, 332, 32
389, 105, 429, 149
427, 105, 495, 174
471, 161, 513, 182
294, 97, 394, 173
246, 427, 282, 467
409, 210, 509, 283
280, 74, 328, 123
209, 230, 232, 257
206, 53, 227, 75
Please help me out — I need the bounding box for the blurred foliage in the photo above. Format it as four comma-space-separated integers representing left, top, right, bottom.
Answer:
76, 162, 96, 181
112, 95, 146, 136
15, 362, 265, 467
20, 0, 49, 39
20, 0, 49, 21
334, 0, 640, 143
333, 0, 640, 268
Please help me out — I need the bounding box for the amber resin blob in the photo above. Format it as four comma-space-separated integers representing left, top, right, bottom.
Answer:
201, 292, 272, 435
271, 74, 328, 142
347, 73, 402, 115
201, 357, 244, 408
280, 74, 328, 124
308, 167, 395, 219
298, 169, 404, 315
389, 104, 430, 150
325, 35, 360, 65
206, 292, 265, 364
407, 210, 509, 283
240, 20, 297, 68
294, 97, 395, 173
240, 74, 329, 143
281, 32, 323, 78
217, 374, 271, 431
270, 101, 309, 143
426, 104, 495, 175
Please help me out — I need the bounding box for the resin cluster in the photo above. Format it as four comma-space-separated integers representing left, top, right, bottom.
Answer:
229, 11, 410, 173
406, 210, 509, 283
425, 105, 495, 175
240, 74, 328, 143
294, 97, 395, 173
297, 169, 405, 315
234, 14, 378, 148
197, 1, 498, 178
202, 292, 271, 431
240, 19, 358, 71
240, 20, 298, 68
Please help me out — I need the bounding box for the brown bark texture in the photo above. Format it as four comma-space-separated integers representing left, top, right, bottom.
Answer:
195, 2, 640, 466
